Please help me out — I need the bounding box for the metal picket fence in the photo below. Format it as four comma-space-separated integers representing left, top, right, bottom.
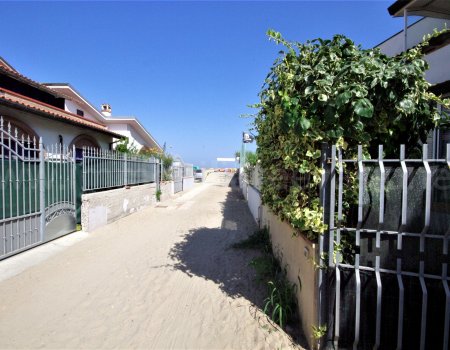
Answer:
82, 147, 160, 192
0, 117, 76, 260
183, 163, 193, 178
319, 143, 450, 350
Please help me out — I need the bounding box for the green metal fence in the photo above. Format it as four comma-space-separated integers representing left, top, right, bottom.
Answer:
82, 147, 160, 192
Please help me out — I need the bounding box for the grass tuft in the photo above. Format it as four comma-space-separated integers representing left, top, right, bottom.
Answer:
231, 228, 271, 253
233, 227, 297, 329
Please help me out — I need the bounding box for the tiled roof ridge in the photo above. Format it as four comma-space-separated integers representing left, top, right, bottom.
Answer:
0, 87, 107, 127
0, 65, 72, 100
0, 88, 123, 138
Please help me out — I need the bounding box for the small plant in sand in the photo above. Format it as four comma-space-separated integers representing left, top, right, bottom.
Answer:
311, 324, 327, 350
232, 227, 297, 330
264, 279, 297, 329
232, 227, 271, 253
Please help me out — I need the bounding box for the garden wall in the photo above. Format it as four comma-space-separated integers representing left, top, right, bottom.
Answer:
239, 171, 262, 225
81, 183, 157, 232
182, 176, 194, 191
260, 207, 319, 349
239, 172, 319, 349
159, 181, 174, 202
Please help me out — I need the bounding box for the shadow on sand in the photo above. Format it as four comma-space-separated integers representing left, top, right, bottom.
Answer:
168, 174, 308, 347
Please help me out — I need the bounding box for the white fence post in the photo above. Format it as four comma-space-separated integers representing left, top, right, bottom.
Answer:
39, 138, 45, 242
123, 153, 127, 186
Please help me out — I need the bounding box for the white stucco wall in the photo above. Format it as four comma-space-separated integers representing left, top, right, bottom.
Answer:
424, 44, 450, 84
0, 105, 112, 149
108, 123, 145, 150
377, 17, 449, 56
64, 99, 99, 123
182, 176, 194, 191
377, 17, 450, 86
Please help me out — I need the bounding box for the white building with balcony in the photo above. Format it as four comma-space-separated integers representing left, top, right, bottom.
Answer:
376, 0, 450, 158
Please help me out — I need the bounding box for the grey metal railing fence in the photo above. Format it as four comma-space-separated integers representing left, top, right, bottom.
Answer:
183, 163, 193, 177
82, 148, 159, 192
0, 116, 76, 260
248, 163, 263, 190
319, 143, 450, 350
1, 120, 41, 257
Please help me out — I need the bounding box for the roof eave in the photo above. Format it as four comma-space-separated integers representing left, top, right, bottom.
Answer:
388, 0, 413, 16
388, 0, 450, 19
104, 117, 162, 150
42, 83, 107, 121
0, 98, 124, 139
0, 67, 70, 99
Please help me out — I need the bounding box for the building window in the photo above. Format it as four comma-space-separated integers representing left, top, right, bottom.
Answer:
0, 116, 40, 158
76, 109, 84, 117
69, 134, 100, 160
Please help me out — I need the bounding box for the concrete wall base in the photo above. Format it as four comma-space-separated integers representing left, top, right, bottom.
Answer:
182, 177, 194, 191
260, 207, 319, 350
81, 183, 157, 232
159, 181, 174, 202
239, 172, 319, 349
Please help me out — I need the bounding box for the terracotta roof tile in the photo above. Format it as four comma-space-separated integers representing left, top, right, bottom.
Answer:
0, 65, 72, 100
0, 87, 123, 138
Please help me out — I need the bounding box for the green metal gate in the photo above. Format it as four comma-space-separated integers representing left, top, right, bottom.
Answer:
0, 118, 76, 260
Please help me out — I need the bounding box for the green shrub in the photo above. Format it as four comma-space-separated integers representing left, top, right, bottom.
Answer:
253, 30, 449, 240
115, 137, 138, 154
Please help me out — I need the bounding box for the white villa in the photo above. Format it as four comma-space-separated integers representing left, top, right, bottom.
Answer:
377, 0, 450, 158
43, 83, 162, 153
0, 57, 120, 151
0, 56, 161, 156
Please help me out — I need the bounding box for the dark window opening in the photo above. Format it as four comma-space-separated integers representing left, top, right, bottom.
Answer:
76, 109, 84, 117
0, 74, 65, 109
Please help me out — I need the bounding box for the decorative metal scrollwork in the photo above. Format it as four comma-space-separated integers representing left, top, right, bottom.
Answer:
45, 207, 75, 224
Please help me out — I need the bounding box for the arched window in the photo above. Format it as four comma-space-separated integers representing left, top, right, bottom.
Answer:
69, 134, 100, 160
0, 116, 40, 158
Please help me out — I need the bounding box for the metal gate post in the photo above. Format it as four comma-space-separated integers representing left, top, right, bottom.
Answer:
72, 145, 76, 215
156, 158, 160, 192
124, 153, 127, 186
39, 138, 45, 242
318, 142, 334, 349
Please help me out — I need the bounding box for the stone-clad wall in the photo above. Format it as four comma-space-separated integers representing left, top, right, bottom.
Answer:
159, 181, 174, 202
81, 183, 157, 232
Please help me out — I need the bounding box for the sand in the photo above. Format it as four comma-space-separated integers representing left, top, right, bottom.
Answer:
0, 173, 305, 350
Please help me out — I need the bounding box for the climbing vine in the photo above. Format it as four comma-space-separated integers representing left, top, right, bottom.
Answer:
243, 151, 258, 182
254, 30, 449, 240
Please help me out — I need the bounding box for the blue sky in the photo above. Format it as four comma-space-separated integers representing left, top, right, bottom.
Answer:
2, 1, 408, 167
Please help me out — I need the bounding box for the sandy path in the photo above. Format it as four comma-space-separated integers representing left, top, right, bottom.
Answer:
0, 174, 304, 350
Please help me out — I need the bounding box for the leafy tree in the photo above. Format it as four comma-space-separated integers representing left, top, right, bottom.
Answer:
254, 30, 449, 239
115, 137, 138, 154
161, 153, 173, 181
245, 151, 258, 166
139, 147, 162, 158
243, 151, 258, 182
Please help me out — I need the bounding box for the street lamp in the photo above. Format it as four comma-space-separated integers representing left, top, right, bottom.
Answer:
241, 131, 255, 168
242, 132, 254, 144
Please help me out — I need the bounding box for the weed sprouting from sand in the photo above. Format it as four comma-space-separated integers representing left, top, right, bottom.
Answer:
232, 227, 297, 330
231, 227, 271, 253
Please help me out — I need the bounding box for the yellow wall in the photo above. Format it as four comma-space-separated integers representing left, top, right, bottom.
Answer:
260, 206, 319, 349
